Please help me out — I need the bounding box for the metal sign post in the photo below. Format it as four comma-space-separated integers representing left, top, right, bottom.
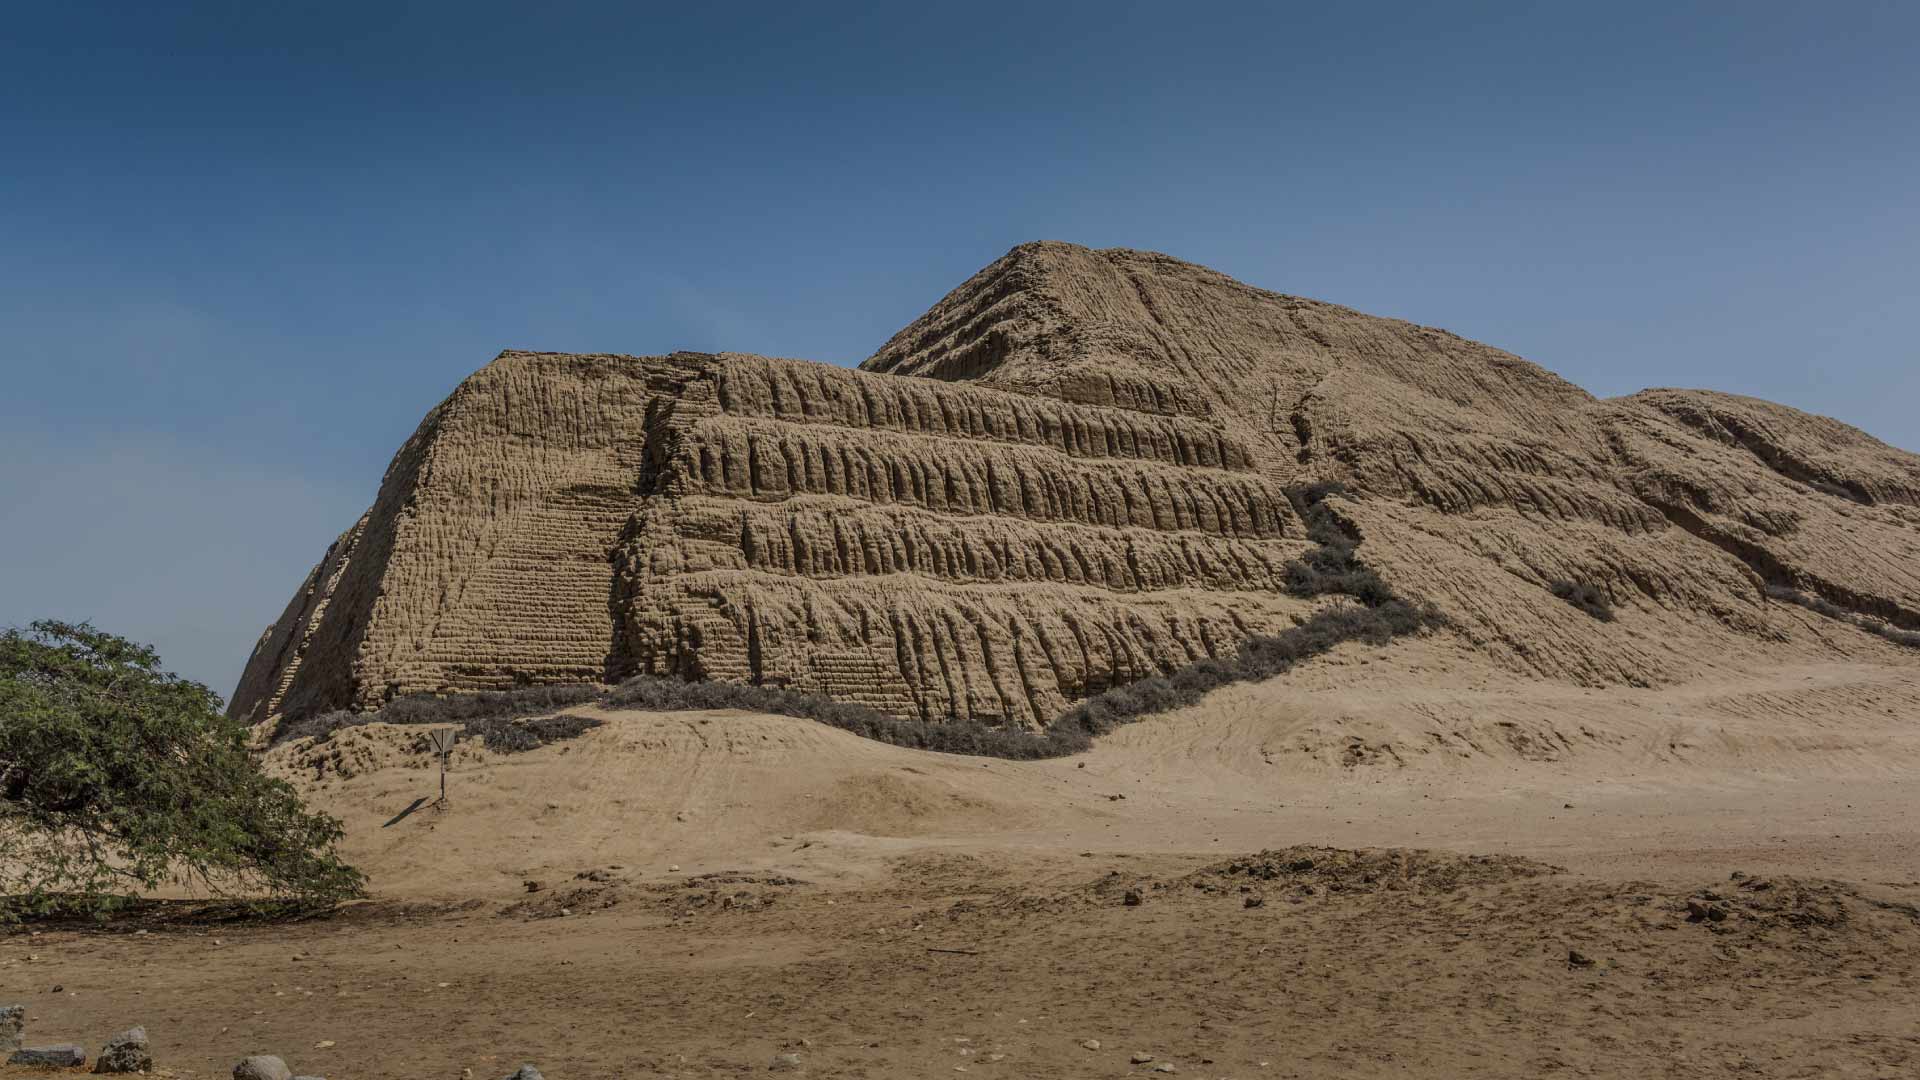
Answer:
428, 727, 457, 807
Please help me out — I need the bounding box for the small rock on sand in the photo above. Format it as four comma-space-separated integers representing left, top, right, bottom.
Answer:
769, 1052, 803, 1071
93, 1026, 152, 1073
0, 1005, 23, 1052
234, 1055, 293, 1080
504, 1067, 544, 1080
1686, 898, 1729, 923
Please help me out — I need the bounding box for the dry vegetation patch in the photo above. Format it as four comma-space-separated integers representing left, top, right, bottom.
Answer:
1187, 846, 1565, 896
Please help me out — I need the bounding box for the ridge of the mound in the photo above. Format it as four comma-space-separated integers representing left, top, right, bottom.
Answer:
234, 243, 1920, 730
864, 241, 1920, 684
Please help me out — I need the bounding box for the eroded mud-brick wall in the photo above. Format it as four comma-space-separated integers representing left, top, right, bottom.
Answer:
610, 355, 1313, 727
236, 242, 1920, 727
233, 350, 1314, 727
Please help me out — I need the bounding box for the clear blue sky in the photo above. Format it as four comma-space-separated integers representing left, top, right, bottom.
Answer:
3, 1, 1915, 697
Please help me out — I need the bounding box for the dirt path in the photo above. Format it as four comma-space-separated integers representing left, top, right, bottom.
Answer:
7, 844, 1919, 1079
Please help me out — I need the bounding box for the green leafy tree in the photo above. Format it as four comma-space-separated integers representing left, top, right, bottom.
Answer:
1, 620, 363, 916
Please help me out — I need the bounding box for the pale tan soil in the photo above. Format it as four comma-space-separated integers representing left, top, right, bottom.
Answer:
8, 647, 1920, 1078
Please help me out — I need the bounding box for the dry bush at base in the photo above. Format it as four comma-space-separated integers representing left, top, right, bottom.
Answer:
274, 684, 604, 749
458, 712, 605, 753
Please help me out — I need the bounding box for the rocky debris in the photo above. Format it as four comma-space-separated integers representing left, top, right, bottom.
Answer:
1130, 1051, 1155, 1063
1686, 897, 1730, 923
1080, 1040, 1102, 1051
234, 1054, 294, 1080
1675, 875, 1872, 935
0, 1005, 22, 1052
1056, 846, 1569, 913
504, 877, 627, 920
503, 1067, 544, 1080
92, 1027, 152, 1074
1151, 1064, 1178, 1074
9, 1045, 87, 1068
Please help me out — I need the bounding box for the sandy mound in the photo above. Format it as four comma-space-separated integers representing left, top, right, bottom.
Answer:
254, 637, 1920, 904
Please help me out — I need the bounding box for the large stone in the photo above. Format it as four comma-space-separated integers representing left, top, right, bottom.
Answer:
503, 1067, 544, 1080
0, 1005, 23, 1053
10, 1045, 87, 1068
233, 1055, 294, 1080
93, 1027, 151, 1073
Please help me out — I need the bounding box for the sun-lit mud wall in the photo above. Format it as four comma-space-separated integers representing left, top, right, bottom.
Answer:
863, 242, 1920, 686
233, 351, 1315, 727
237, 242, 1920, 726
611, 355, 1314, 728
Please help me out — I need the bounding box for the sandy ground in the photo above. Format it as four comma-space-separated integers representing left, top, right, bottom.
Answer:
5, 640, 1919, 1078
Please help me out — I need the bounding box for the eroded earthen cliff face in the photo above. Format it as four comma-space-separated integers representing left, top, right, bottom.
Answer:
233, 242, 1920, 727
865, 243, 1920, 686
231, 346, 1319, 726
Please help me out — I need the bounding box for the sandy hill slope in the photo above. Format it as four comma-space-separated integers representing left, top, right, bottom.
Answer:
232, 242, 1919, 726
266, 634, 1920, 902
